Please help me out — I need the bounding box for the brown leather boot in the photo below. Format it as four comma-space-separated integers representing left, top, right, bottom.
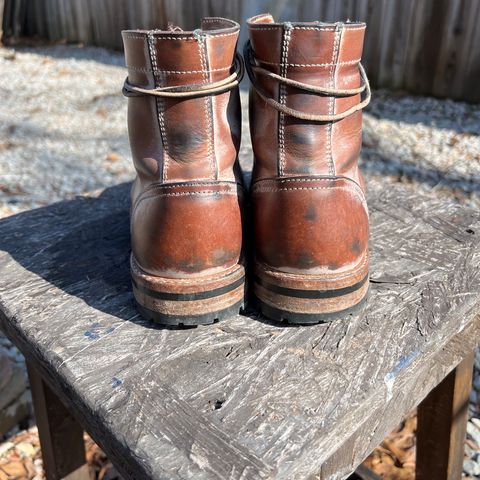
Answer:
245, 14, 371, 324
122, 18, 245, 326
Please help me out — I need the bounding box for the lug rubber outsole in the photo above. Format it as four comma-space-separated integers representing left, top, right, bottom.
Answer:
131, 255, 246, 326
135, 300, 245, 327
256, 288, 369, 325
253, 258, 370, 325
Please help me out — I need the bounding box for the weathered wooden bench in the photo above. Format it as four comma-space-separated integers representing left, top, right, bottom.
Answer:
0, 179, 479, 480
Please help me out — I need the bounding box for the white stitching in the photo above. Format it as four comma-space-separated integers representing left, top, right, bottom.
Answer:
248, 26, 360, 32
144, 181, 239, 193
252, 177, 367, 209
197, 36, 216, 179
126, 65, 231, 74
295, 25, 365, 31
148, 33, 170, 182
123, 34, 146, 40
252, 176, 367, 202
248, 27, 283, 31
144, 190, 237, 197
125, 32, 238, 40
252, 185, 367, 209
254, 185, 356, 191
132, 188, 238, 217
248, 27, 280, 31
258, 177, 353, 184
150, 33, 239, 40
257, 58, 361, 67
151, 182, 234, 188
147, 33, 158, 69
327, 25, 342, 177
150, 36, 197, 40
123, 26, 364, 39
278, 24, 292, 177
132, 182, 240, 214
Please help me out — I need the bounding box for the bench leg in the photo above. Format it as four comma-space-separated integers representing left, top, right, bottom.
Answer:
27, 362, 90, 480
416, 352, 474, 480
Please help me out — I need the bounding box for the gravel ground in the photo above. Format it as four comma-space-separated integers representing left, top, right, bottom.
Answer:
0, 45, 130, 218
1, 44, 478, 217
363, 90, 480, 209
0, 44, 480, 478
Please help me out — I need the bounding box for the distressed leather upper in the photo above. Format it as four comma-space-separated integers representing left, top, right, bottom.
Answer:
248, 14, 369, 275
122, 18, 244, 277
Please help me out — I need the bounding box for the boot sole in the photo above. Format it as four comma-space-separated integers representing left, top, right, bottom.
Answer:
254, 261, 369, 325
131, 255, 246, 326
135, 300, 244, 326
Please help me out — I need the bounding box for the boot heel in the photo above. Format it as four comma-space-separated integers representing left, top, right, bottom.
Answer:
131, 256, 245, 326
254, 262, 369, 325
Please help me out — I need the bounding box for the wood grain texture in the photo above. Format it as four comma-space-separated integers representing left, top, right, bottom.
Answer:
0, 179, 480, 479
2, 0, 480, 101
27, 361, 89, 480
416, 352, 474, 480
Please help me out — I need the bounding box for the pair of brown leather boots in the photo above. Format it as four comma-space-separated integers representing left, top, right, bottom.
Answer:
122, 14, 370, 326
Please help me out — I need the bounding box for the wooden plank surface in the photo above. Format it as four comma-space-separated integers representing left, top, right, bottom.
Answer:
0, 179, 480, 479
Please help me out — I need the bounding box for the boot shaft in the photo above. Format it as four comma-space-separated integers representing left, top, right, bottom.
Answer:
247, 15, 370, 323
122, 14, 369, 324
122, 19, 245, 304
247, 14, 366, 184
122, 18, 241, 184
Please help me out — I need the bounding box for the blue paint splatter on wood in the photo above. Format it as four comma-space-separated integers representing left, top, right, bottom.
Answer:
84, 324, 115, 340
384, 350, 419, 400
112, 377, 123, 388
84, 330, 100, 340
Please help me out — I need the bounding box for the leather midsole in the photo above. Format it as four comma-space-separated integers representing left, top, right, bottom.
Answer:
132, 275, 245, 301
133, 283, 245, 315
254, 274, 368, 299
131, 255, 246, 315
255, 281, 369, 314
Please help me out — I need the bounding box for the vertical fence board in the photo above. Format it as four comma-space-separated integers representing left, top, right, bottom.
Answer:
450, 0, 480, 101
1, 0, 480, 101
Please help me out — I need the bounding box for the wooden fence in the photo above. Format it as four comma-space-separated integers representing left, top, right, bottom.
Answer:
2, 0, 480, 102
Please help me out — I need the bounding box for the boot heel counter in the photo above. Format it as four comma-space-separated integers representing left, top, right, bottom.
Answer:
253, 176, 369, 274
131, 182, 243, 277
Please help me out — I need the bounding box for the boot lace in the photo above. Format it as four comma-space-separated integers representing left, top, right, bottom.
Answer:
123, 52, 244, 99
244, 40, 371, 122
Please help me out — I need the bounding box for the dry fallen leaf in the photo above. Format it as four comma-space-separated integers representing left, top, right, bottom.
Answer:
96, 107, 108, 118
363, 410, 417, 480
0, 459, 27, 477
105, 153, 120, 162
15, 442, 36, 458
